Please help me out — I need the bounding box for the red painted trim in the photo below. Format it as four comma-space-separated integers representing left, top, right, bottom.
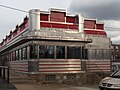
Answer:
50, 11, 65, 22
39, 70, 81, 72
87, 66, 110, 68
10, 65, 28, 67
87, 61, 110, 62
10, 61, 28, 63
39, 67, 81, 69
86, 64, 110, 65
39, 64, 81, 66
111, 60, 120, 62
88, 70, 111, 72
11, 68, 28, 72
87, 68, 111, 71
40, 22, 78, 30
84, 30, 107, 35
84, 20, 96, 29
96, 24, 104, 30
11, 67, 28, 69
66, 16, 76, 23
40, 14, 49, 21
39, 60, 81, 62
10, 63, 28, 65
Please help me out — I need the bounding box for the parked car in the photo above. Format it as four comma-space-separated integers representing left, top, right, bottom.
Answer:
99, 69, 120, 90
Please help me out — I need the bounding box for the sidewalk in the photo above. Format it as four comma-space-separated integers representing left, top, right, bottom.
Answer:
0, 77, 17, 90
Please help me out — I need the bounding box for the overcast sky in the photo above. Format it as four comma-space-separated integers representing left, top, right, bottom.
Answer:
69, 0, 120, 44
0, 0, 72, 42
0, 0, 120, 44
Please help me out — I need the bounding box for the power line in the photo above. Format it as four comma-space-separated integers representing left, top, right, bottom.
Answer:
0, 4, 63, 20
0, 4, 120, 30
0, 4, 41, 16
105, 27, 120, 31
105, 27, 120, 30
0, 4, 28, 13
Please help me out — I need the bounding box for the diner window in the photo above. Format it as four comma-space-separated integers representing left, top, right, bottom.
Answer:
82, 48, 88, 59
10, 52, 13, 61
18, 50, 20, 60
67, 46, 81, 59
22, 47, 27, 60
30, 45, 38, 59
92, 49, 97, 60
9, 53, 11, 61
39, 45, 54, 59
27, 46, 29, 59
56, 46, 65, 59
12, 51, 15, 61
21, 48, 23, 60
15, 50, 19, 60
39, 46, 45, 58
19, 49, 21, 60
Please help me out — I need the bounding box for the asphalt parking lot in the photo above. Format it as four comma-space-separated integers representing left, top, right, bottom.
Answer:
14, 83, 99, 90
72, 86, 99, 90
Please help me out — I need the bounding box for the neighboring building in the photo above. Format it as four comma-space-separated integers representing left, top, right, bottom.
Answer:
0, 8, 111, 82
111, 44, 120, 71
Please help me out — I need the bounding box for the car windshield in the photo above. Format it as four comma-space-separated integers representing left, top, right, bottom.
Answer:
110, 70, 120, 78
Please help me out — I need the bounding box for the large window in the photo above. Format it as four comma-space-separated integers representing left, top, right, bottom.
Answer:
12, 51, 15, 61
15, 50, 19, 60
27, 46, 29, 59
82, 48, 88, 59
9, 47, 28, 61
103, 50, 110, 60
30, 45, 38, 59
22, 47, 27, 60
21, 48, 23, 60
39, 46, 46, 58
7, 45, 89, 60
19, 49, 21, 60
56, 46, 65, 59
89, 49, 111, 60
39, 45, 54, 59
67, 46, 81, 59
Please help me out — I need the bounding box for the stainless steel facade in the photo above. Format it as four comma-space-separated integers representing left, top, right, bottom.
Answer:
0, 9, 111, 82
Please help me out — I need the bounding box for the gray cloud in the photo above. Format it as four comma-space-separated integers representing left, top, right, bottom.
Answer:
111, 36, 120, 44
69, 0, 120, 44
104, 20, 120, 42
69, 0, 120, 20
106, 30, 120, 38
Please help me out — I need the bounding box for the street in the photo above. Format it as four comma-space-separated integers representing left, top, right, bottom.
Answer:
14, 83, 99, 90
72, 86, 99, 90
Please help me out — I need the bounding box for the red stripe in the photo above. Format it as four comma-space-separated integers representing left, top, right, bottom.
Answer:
10, 64, 28, 66
40, 22, 78, 30
11, 66, 28, 68
87, 66, 110, 68
111, 60, 120, 62
39, 64, 81, 66
87, 68, 110, 70
39, 67, 81, 69
10, 60, 28, 63
88, 70, 111, 72
11, 68, 28, 72
84, 30, 107, 35
39, 60, 81, 62
87, 63, 110, 66
39, 70, 81, 72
